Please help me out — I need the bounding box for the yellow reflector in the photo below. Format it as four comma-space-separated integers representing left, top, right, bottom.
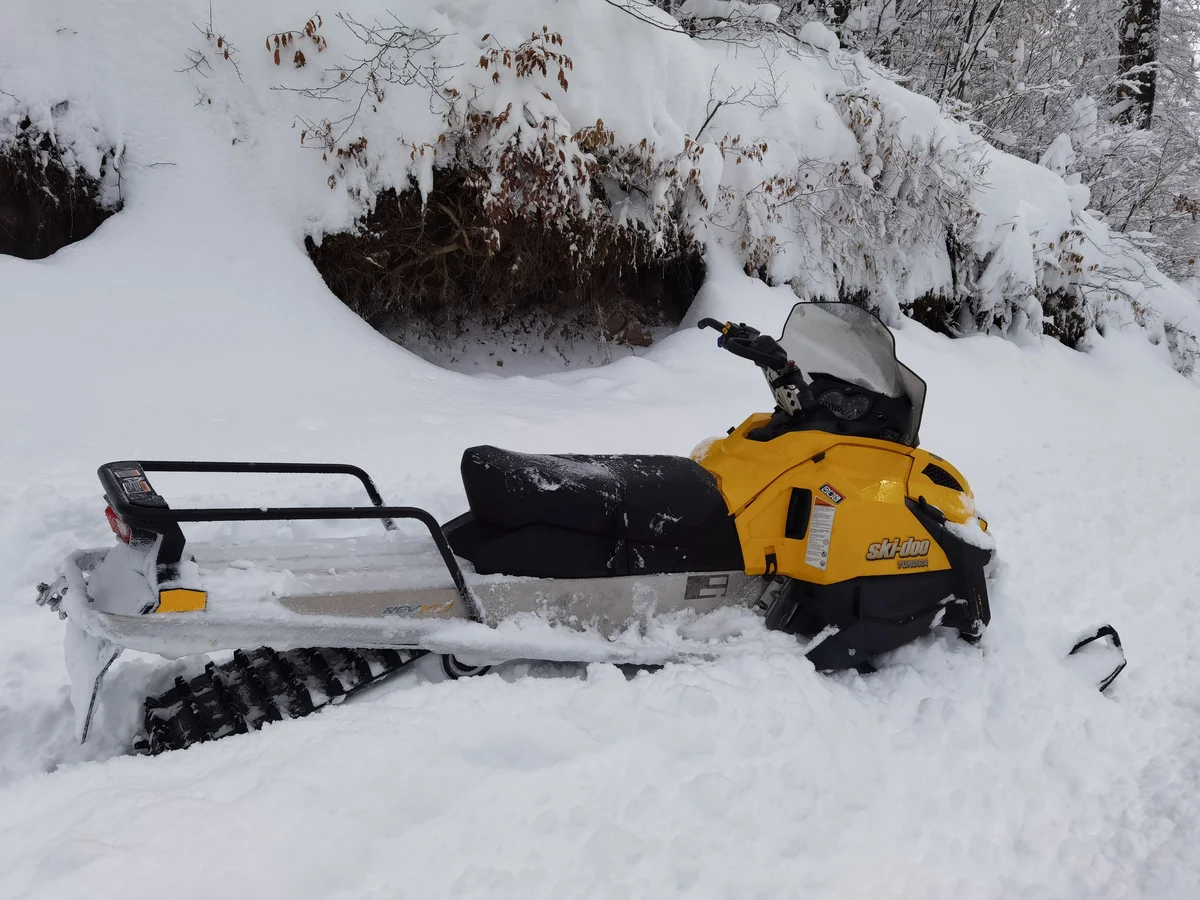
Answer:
978, 517, 989, 533
157, 589, 207, 613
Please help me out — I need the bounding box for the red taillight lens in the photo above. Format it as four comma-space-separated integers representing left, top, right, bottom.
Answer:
105, 505, 132, 543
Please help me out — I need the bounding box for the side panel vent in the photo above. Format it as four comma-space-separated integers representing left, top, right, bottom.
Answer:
785, 488, 812, 540
922, 463, 964, 492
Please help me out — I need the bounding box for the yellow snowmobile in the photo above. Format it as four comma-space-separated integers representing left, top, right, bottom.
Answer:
448, 301, 993, 670
689, 304, 993, 666
35, 302, 1118, 754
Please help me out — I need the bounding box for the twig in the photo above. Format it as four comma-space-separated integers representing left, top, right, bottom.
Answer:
178, 3, 243, 82
599, 0, 690, 35
273, 13, 453, 147
178, 49, 213, 77
694, 100, 722, 142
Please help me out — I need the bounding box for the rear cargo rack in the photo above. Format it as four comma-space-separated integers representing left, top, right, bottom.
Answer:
98, 460, 481, 621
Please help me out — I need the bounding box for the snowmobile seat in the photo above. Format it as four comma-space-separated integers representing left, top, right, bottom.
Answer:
446, 445, 744, 578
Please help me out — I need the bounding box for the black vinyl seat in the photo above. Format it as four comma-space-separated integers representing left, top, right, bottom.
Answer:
445, 445, 744, 578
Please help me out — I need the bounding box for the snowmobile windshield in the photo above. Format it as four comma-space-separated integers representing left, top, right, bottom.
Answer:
778, 302, 927, 446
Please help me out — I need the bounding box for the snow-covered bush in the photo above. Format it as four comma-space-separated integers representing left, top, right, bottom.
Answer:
621, 3, 1199, 370
303, 26, 709, 340
306, 172, 706, 344
779, 86, 985, 326
155, 0, 1198, 372
0, 96, 122, 259
1166, 320, 1199, 376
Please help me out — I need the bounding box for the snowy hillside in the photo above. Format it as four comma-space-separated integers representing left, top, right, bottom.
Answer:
3, 1, 1200, 898
4, 0, 1198, 361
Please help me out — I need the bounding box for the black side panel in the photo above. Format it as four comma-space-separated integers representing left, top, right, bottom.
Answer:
905, 496, 992, 639
765, 571, 957, 670
445, 513, 744, 578
764, 497, 994, 669
468, 523, 617, 578
442, 511, 497, 562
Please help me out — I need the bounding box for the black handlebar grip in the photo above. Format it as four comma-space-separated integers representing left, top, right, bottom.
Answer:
697, 318, 726, 332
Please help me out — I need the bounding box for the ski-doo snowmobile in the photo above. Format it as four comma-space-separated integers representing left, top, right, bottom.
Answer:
35, 301, 1123, 754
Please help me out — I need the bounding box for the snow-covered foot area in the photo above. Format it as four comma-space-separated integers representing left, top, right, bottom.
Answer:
4, 1, 1200, 898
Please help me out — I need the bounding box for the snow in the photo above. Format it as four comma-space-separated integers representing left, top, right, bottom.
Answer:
62, 620, 120, 740
1039, 133, 1078, 176
944, 517, 996, 553
6, 248, 1200, 899
797, 21, 841, 53
1, 0, 1200, 897
5, 0, 1193, 362
682, 0, 783, 24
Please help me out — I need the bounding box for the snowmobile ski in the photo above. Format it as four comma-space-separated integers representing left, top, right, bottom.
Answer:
1066, 624, 1127, 692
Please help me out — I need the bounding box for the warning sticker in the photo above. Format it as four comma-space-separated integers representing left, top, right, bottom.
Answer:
804, 500, 836, 570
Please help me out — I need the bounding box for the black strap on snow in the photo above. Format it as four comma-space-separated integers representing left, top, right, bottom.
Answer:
1068, 624, 1127, 693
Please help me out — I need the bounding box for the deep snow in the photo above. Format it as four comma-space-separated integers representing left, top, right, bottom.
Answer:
4, 235, 1200, 897
3, 1, 1200, 898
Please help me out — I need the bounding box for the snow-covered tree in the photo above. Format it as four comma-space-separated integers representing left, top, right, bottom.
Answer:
658, 0, 1200, 273
1115, 0, 1162, 129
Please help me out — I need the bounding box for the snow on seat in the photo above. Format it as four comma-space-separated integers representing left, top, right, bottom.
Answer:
460, 445, 733, 545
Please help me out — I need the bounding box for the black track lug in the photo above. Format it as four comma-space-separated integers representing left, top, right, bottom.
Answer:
135, 647, 426, 754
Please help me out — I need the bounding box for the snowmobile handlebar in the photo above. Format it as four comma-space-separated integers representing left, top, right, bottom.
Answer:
697, 318, 791, 370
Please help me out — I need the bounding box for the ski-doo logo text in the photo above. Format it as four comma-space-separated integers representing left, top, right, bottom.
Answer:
865, 537, 930, 561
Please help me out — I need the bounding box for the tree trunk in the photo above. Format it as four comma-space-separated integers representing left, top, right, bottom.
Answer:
828, 1, 852, 24
1116, 0, 1161, 129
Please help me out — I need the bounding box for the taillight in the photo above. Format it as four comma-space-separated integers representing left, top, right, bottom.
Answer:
105, 505, 132, 543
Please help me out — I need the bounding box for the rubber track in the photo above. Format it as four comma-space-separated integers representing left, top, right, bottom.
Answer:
134, 646, 426, 755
